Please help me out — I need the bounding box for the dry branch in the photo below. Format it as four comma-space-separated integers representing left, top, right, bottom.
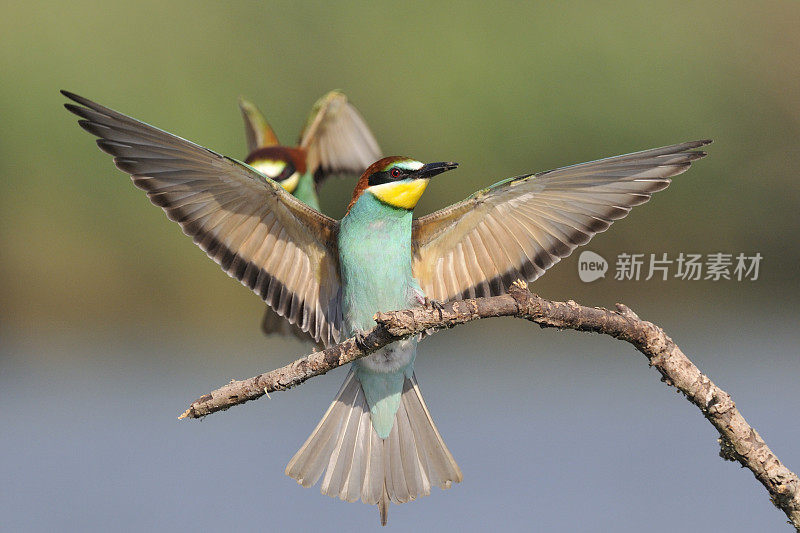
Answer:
179, 281, 800, 530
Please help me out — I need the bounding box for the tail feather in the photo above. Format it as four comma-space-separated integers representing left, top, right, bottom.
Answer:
321, 379, 362, 496
341, 404, 370, 502
285, 370, 461, 524
286, 372, 358, 487
362, 419, 384, 504
396, 400, 430, 498
386, 417, 410, 502
402, 375, 463, 488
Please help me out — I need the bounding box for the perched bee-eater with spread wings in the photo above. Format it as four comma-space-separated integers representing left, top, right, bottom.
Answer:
238, 92, 381, 338
62, 91, 709, 525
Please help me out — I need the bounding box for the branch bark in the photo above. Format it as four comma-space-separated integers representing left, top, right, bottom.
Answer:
179, 280, 800, 530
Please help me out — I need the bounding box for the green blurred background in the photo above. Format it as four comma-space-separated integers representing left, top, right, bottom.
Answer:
3, 0, 798, 333
1, 1, 798, 531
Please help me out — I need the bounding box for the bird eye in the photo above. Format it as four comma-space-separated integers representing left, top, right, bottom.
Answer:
390, 168, 402, 178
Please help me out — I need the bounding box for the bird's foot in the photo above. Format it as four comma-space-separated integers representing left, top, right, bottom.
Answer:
422, 296, 445, 319
353, 330, 370, 352
424, 297, 445, 311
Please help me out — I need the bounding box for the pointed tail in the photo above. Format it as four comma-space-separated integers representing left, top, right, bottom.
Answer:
285, 370, 462, 525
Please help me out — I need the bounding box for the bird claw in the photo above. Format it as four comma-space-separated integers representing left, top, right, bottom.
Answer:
354, 331, 370, 351
425, 297, 445, 311
422, 297, 445, 319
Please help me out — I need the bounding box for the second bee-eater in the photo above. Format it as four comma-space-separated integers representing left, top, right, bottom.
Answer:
238, 91, 381, 339
238, 90, 381, 211
62, 90, 709, 525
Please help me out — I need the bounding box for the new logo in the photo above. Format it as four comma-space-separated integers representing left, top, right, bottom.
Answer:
578, 251, 608, 282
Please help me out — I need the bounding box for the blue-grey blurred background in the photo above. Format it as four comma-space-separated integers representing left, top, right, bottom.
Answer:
2, 1, 798, 531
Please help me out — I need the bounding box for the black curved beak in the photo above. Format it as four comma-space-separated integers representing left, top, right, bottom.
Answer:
414, 161, 458, 180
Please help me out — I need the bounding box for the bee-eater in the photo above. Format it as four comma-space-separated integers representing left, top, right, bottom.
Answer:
62, 91, 709, 525
238, 91, 381, 339
238, 91, 381, 211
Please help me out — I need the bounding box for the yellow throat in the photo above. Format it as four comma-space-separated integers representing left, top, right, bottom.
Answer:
369, 179, 429, 210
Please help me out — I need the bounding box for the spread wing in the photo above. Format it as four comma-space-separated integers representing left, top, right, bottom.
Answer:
411, 140, 711, 301
238, 97, 280, 153
298, 90, 382, 186
63, 91, 343, 346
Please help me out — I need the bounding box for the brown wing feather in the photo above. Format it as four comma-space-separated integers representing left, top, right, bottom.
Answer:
298, 91, 382, 187
238, 97, 280, 153
412, 140, 710, 301
63, 91, 343, 346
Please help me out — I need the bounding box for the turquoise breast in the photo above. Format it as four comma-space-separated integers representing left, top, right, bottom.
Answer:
338, 191, 421, 437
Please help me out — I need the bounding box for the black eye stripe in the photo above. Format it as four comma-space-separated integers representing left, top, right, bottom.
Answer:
276, 162, 296, 182
368, 168, 406, 186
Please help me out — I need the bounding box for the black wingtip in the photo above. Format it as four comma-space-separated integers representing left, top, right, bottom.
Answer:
61, 90, 108, 114
684, 140, 711, 159
688, 139, 714, 148
62, 91, 92, 116
63, 102, 82, 115
684, 139, 712, 149
60, 89, 82, 103
691, 139, 712, 159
